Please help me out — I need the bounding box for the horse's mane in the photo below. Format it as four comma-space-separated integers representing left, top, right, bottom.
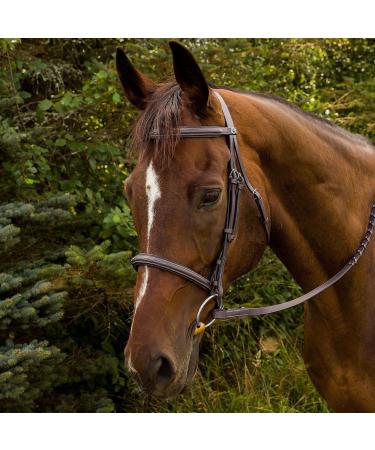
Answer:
130, 81, 374, 165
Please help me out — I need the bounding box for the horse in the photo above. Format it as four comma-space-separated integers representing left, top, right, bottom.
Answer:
116, 41, 375, 412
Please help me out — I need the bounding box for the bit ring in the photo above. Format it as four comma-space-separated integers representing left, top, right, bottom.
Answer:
195, 293, 218, 330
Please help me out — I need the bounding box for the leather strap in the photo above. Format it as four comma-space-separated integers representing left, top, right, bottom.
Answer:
214, 92, 271, 241
132, 254, 211, 291
150, 126, 237, 138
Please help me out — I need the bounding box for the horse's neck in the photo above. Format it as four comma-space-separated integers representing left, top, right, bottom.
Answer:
238, 93, 375, 409
244, 96, 375, 295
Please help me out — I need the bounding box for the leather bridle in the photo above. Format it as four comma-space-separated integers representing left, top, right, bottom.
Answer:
132, 91, 375, 335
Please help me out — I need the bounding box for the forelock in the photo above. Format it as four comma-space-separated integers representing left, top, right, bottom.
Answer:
130, 82, 183, 167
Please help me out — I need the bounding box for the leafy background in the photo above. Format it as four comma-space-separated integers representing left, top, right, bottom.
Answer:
0, 38, 374, 412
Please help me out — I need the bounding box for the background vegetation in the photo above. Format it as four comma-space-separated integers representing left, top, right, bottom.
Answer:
0, 38, 374, 412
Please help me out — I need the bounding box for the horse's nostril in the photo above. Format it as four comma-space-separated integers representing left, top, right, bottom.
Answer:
125, 348, 177, 393
154, 355, 175, 386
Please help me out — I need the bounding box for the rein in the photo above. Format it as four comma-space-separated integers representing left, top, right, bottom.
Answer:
131, 91, 375, 335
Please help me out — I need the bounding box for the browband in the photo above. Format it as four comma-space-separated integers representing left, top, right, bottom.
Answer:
149, 126, 237, 139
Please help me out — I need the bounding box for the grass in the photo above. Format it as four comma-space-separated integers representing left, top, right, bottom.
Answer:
121, 250, 329, 413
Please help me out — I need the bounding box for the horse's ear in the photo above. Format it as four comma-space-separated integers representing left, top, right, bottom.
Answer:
169, 41, 209, 114
116, 48, 157, 109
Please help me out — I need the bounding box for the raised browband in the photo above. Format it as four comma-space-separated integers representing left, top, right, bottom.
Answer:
149, 126, 237, 139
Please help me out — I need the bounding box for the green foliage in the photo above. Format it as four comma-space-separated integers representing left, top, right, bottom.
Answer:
0, 38, 374, 412
0, 339, 64, 412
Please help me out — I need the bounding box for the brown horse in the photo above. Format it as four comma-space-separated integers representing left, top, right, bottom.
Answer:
116, 42, 375, 412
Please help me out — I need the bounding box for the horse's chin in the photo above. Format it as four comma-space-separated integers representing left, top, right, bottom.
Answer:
176, 337, 201, 396
183, 336, 201, 386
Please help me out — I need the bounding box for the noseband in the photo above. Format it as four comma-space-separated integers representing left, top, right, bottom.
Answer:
132, 91, 375, 336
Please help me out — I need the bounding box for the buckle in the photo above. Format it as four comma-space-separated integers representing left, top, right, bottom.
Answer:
229, 169, 244, 185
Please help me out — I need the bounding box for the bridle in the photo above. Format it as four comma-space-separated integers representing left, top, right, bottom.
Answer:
132, 91, 375, 336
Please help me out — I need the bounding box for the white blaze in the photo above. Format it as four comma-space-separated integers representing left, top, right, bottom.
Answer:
135, 161, 161, 310
145, 161, 161, 245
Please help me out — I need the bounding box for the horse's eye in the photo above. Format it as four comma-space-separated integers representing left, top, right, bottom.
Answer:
200, 189, 221, 207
